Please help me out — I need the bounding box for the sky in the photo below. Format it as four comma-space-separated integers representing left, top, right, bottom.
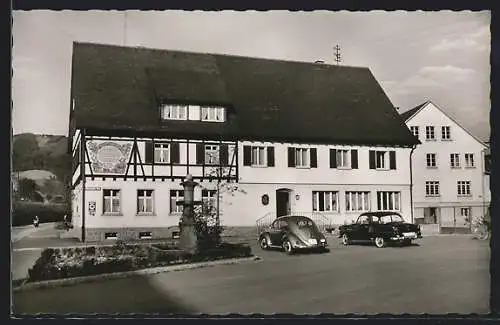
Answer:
12, 10, 491, 141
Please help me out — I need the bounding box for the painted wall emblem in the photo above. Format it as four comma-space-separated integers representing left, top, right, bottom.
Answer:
87, 141, 133, 174
88, 201, 96, 216
261, 194, 269, 206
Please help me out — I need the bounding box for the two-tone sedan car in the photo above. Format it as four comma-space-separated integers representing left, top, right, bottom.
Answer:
258, 215, 329, 254
338, 211, 422, 248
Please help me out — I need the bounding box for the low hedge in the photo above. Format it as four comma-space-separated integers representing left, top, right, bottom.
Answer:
27, 242, 252, 282
12, 202, 70, 226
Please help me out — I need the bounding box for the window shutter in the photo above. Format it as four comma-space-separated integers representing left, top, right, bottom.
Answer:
196, 143, 205, 164
389, 151, 396, 170
267, 147, 275, 167
145, 141, 153, 163
329, 149, 337, 168
310, 148, 317, 168
170, 142, 180, 164
288, 147, 295, 167
369, 150, 376, 169
351, 150, 358, 169
243, 146, 251, 166
220, 144, 229, 165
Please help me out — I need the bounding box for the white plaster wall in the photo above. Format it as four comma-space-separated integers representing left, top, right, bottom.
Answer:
222, 183, 412, 226
406, 102, 489, 207
238, 141, 412, 186
71, 183, 83, 227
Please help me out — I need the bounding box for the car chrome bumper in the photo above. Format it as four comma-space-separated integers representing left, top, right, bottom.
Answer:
390, 233, 422, 241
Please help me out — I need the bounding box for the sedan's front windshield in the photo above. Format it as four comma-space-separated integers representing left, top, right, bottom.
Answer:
374, 214, 404, 224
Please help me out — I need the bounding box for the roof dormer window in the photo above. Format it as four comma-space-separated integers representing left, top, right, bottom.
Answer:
201, 106, 225, 122
161, 104, 188, 120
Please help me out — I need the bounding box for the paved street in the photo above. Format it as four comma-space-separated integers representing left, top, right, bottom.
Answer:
13, 235, 490, 315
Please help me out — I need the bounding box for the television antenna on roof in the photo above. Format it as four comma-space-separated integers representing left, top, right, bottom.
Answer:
334, 44, 342, 65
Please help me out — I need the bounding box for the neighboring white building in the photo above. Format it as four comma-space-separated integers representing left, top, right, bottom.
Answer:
400, 100, 490, 231
68, 42, 419, 242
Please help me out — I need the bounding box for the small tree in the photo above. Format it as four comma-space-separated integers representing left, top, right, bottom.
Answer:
193, 202, 223, 250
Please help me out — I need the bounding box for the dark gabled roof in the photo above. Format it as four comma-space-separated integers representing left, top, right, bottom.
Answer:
70, 42, 419, 147
400, 101, 430, 121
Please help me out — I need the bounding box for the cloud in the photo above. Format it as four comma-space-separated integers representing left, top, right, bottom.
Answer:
385, 65, 476, 96
429, 25, 490, 52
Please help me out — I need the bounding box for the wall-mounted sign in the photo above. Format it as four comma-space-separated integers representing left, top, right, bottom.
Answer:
261, 194, 269, 206
87, 141, 133, 175
88, 201, 96, 216
85, 187, 102, 191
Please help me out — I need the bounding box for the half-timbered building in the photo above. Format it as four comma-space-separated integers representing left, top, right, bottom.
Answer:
69, 42, 420, 242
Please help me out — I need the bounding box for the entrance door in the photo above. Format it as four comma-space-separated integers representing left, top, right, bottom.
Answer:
424, 207, 439, 224
276, 189, 291, 217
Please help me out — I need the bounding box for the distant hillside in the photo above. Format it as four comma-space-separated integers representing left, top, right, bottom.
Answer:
12, 133, 70, 182
12, 133, 71, 204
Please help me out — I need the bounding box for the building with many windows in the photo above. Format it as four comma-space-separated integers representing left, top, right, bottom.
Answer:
400, 100, 490, 231
68, 42, 419, 242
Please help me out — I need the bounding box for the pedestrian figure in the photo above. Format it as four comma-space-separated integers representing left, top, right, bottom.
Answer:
63, 214, 70, 231
33, 215, 39, 228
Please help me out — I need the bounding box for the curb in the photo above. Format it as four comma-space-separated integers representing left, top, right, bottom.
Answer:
12, 255, 262, 293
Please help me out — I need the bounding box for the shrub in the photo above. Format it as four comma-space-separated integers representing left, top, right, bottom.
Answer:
193, 202, 224, 251
12, 201, 69, 226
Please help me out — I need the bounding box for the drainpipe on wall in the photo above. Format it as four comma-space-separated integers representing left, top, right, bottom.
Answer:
481, 148, 486, 217
80, 129, 86, 243
409, 145, 417, 224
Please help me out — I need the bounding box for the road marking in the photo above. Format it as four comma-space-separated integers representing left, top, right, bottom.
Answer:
13, 247, 43, 252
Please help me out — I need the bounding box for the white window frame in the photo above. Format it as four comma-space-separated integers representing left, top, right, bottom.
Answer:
202, 189, 218, 212
410, 126, 419, 138
376, 191, 401, 211
426, 126, 435, 141
170, 190, 184, 214
457, 181, 471, 196
251, 146, 266, 167
375, 151, 388, 170
450, 153, 461, 168
465, 153, 475, 168
312, 191, 339, 212
103, 189, 121, 215
425, 181, 440, 197
336, 149, 351, 169
426, 153, 437, 168
137, 189, 154, 215
201, 106, 225, 122
205, 145, 220, 165
441, 126, 451, 140
161, 104, 188, 120
154, 143, 170, 163
295, 148, 310, 168
345, 191, 370, 212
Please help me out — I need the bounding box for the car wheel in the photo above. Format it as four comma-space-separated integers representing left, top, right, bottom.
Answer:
282, 239, 294, 255
374, 236, 386, 248
259, 236, 270, 250
342, 234, 351, 246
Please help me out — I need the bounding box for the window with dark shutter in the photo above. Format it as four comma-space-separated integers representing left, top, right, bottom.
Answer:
243, 146, 251, 166
369, 150, 376, 169
329, 149, 337, 168
145, 141, 153, 163
196, 143, 205, 164
219, 144, 229, 165
170, 142, 180, 164
310, 148, 317, 168
351, 150, 358, 169
267, 147, 275, 167
288, 147, 295, 167
389, 151, 396, 170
